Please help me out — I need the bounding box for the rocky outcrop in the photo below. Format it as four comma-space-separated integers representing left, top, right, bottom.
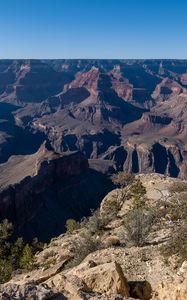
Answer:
0, 260, 147, 300
67, 261, 130, 297
0, 283, 57, 300
101, 141, 185, 178
0, 173, 186, 299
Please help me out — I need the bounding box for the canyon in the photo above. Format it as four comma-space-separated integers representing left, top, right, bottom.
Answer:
0, 59, 187, 239
0, 59, 187, 178
0, 60, 187, 299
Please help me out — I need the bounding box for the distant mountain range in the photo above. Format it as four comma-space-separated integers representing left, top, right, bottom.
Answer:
0, 59, 187, 178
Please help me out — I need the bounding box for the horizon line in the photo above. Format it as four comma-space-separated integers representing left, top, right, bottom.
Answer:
0, 58, 187, 60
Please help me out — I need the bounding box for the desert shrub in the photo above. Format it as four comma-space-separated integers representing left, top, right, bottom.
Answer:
168, 194, 187, 222
169, 182, 187, 193
103, 235, 120, 247
80, 209, 109, 234
154, 192, 187, 223
123, 206, 154, 247
32, 237, 44, 253
112, 172, 135, 189
42, 257, 57, 269
100, 194, 121, 223
66, 231, 101, 268
160, 222, 187, 264
160, 192, 187, 264
42, 249, 56, 260
65, 219, 79, 234
112, 174, 153, 247
112, 172, 135, 204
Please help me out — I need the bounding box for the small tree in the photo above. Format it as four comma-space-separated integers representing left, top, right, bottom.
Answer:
129, 178, 146, 208
0, 219, 13, 240
65, 219, 79, 234
112, 172, 135, 204
121, 178, 154, 247
11, 237, 25, 269
112, 172, 134, 189
32, 237, 44, 253
19, 244, 34, 270
0, 259, 13, 283
0, 219, 13, 258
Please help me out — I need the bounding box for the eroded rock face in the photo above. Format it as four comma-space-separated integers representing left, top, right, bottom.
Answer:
0, 143, 112, 241
1, 60, 187, 178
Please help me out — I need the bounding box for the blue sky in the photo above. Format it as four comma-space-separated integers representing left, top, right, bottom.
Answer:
0, 0, 187, 59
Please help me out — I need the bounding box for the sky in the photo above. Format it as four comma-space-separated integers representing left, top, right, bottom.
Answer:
0, 0, 187, 59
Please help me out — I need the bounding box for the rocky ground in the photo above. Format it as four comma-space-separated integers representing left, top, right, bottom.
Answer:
0, 173, 186, 299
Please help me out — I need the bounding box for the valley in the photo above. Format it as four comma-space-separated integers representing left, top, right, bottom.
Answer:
0, 59, 187, 178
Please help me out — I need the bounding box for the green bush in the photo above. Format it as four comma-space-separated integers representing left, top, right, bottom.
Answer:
129, 178, 147, 208
102, 194, 121, 221
123, 206, 154, 247
19, 244, 34, 270
0, 259, 13, 283
81, 209, 109, 234
66, 231, 101, 268
160, 192, 187, 264
160, 222, 187, 265
65, 219, 79, 234
169, 182, 187, 193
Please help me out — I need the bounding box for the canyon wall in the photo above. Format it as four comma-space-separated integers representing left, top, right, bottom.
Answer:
0, 144, 112, 241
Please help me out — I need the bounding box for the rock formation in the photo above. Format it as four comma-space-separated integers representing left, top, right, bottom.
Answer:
0, 173, 186, 299
0, 60, 187, 177
0, 143, 112, 241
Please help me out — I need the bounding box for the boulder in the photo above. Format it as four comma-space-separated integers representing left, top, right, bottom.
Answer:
0, 283, 57, 300
68, 261, 130, 297
178, 261, 187, 277
152, 276, 187, 300
46, 273, 89, 300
